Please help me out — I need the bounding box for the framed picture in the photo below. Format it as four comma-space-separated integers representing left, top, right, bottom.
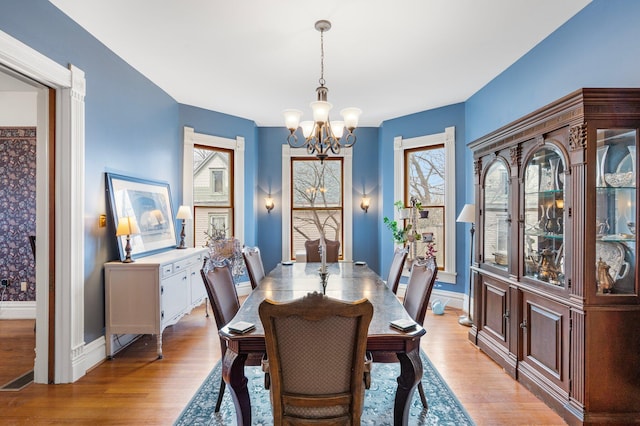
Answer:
106, 173, 177, 260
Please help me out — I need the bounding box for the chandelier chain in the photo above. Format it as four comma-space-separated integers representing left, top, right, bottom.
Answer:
319, 28, 325, 86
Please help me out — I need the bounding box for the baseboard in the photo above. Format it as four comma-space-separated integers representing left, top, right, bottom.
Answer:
0, 301, 36, 319
82, 335, 107, 373
397, 285, 464, 311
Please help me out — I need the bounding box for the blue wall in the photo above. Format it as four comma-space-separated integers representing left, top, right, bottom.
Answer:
2, 0, 640, 345
378, 103, 467, 292
0, 0, 181, 341
466, 0, 640, 142
256, 126, 380, 273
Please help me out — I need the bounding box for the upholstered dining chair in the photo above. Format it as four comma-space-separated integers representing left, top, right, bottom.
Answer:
258, 292, 373, 425
200, 259, 261, 412
242, 246, 265, 289
373, 256, 438, 409
304, 238, 341, 263
386, 246, 409, 294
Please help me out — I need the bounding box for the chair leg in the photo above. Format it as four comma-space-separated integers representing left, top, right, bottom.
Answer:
215, 378, 226, 412
418, 381, 428, 409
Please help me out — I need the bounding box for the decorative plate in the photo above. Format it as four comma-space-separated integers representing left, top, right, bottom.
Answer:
595, 241, 629, 282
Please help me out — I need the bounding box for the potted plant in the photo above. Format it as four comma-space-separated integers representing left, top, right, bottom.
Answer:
414, 201, 429, 218
394, 200, 412, 220
384, 200, 421, 244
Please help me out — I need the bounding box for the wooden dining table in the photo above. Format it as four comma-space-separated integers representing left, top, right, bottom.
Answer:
219, 261, 426, 426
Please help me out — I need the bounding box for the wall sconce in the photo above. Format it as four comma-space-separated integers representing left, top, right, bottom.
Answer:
116, 216, 141, 263
265, 194, 275, 213
360, 196, 370, 213
176, 205, 193, 249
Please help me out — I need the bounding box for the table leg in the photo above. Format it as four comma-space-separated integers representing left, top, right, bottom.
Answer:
222, 348, 251, 426
394, 346, 423, 425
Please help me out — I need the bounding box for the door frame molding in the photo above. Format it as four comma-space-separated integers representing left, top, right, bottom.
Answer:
0, 30, 86, 383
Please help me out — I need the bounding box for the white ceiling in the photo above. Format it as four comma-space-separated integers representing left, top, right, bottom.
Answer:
48, 0, 591, 127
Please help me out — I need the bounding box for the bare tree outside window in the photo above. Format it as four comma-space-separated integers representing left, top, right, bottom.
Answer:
291, 159, 343, 259
406, 145, 446, 268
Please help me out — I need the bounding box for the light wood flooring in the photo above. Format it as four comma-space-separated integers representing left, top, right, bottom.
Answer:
0, 304, 566, 425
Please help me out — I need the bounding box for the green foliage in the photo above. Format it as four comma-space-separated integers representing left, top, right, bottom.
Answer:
383, 217, 406, 244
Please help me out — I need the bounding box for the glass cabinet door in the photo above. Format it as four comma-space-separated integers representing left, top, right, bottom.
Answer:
483, 161, 509, 270
523, 148, 565, 286
595, 129, 637, 296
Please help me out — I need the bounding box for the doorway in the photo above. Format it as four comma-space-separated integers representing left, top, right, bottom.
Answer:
0, 64, 51, 386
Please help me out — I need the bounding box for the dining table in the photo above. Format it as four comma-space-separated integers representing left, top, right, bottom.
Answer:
219, 261, 426, 426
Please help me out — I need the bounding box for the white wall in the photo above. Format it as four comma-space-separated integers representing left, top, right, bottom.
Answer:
0, 92, 37, 126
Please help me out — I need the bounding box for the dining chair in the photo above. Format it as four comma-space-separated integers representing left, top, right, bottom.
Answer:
386, 246, 409, 294
242, 246, 265, 289
373, 256, 438, 409
200, 259, 261, 412
258, 292, 373, 425
304, 238, 340, 262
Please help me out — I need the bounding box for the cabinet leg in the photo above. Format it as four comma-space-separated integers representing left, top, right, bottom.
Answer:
157, 334, 163, 359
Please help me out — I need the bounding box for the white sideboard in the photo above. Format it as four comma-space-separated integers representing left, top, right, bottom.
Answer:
104, 247, 208, 359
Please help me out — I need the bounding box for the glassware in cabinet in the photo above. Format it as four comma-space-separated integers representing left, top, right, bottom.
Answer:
595, 128, 637, 295
523, 147, 565, 286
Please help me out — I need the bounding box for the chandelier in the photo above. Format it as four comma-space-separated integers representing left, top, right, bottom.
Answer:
283, 20, 362, 163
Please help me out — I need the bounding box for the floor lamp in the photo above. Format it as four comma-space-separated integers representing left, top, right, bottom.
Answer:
456, 204, 475, 327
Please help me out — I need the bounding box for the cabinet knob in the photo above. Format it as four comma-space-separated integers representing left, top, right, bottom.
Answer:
520, 320, 527, 329
503, 310, 510, 319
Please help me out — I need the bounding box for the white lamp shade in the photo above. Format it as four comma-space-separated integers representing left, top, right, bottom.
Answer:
330, 120, 345, 138
310, 100, 332, 123
116, 216, 141, 236
176, 205, 193, 220
300, 121, 315, 138
283, 109, 303, 131
340, 107, 362, 130
456, 204, 475, 223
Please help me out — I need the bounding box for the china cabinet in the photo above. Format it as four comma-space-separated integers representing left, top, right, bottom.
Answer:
469, 88, 640, 425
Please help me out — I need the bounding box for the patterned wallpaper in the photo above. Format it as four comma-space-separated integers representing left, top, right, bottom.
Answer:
0, 127, 36, 302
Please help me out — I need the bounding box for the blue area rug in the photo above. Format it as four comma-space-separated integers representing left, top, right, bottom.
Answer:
175, 351, 474, 425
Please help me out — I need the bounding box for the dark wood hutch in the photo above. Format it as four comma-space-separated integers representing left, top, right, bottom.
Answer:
468, 88, 640, 425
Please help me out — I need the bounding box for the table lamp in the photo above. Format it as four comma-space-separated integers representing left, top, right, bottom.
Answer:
116, 216, 141, 263
456, 204, 475, 327
176, 205, 193, 249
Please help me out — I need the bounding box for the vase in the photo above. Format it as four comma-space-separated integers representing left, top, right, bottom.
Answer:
628, 145, 636, 184
549, 157, 561, 191
596, 145, 609, 187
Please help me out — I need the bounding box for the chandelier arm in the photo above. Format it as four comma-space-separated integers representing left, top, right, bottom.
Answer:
286, 133, 307, 148
342, 132, 357, 147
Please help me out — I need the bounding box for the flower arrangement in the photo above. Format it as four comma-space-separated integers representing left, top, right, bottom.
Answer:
203, 224, 245, 276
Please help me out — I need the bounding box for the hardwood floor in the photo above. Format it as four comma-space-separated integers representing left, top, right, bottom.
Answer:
0, 303, 566, 425
0, 319, 35, 387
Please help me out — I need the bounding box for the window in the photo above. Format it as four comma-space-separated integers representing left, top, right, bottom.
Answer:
193, 146, 233, 247
290, 158, 343, 259
211, 169, 224, 194
394, 127, 456, 283
405, 145, 445, 268
183, 127, 245, 248
282, 145, 353, 261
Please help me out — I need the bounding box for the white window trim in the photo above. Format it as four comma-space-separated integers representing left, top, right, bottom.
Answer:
394, 126, 456, 283
183, 127, 244, 245
282, 145, 353, 262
